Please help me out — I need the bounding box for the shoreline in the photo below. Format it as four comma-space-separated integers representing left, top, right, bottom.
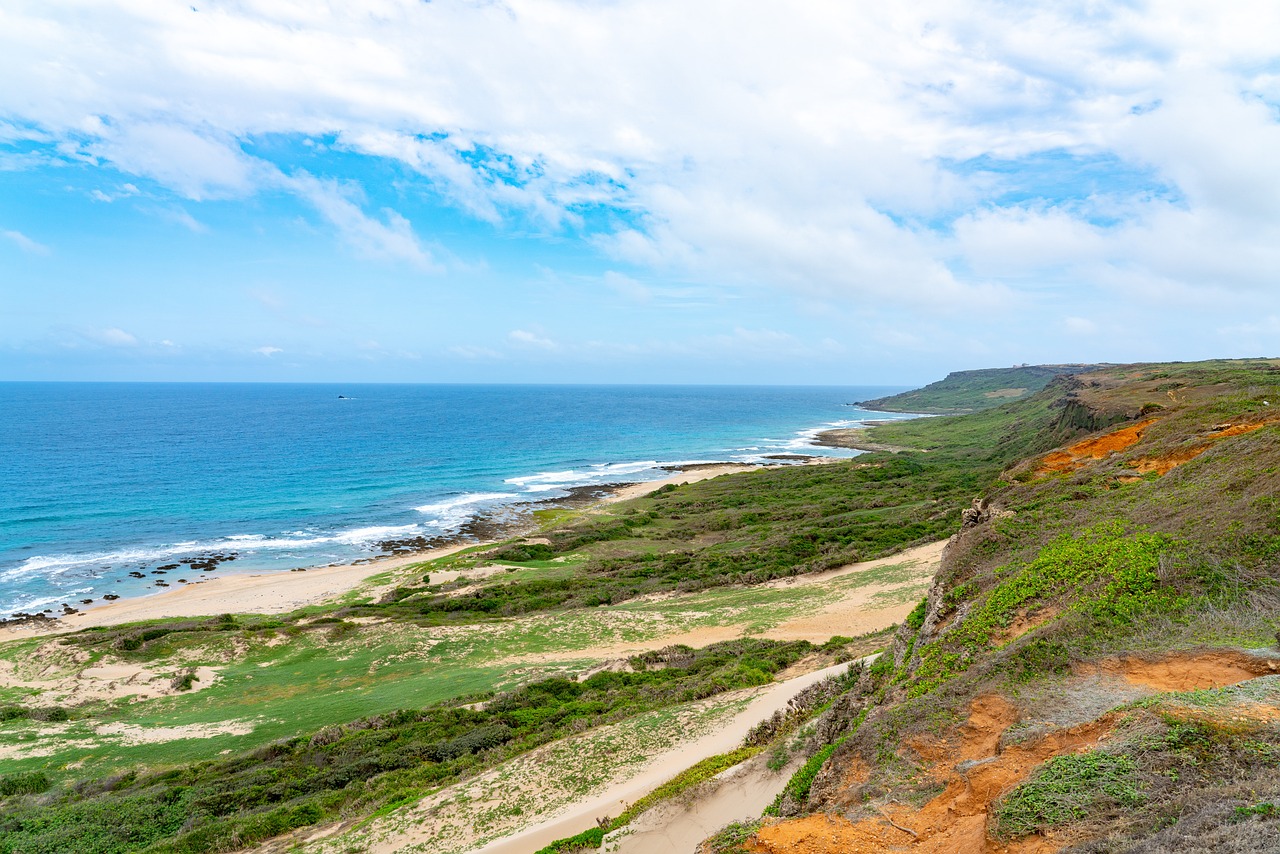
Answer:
1, 464, 760, 640
813, 425, 913, 453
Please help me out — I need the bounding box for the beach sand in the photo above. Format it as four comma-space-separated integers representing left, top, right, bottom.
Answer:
2, 465, 760, 639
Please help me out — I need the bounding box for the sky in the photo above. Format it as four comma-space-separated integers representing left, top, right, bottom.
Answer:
1, 1, 1279, 384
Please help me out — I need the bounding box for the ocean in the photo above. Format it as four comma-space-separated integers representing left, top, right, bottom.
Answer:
0, 383, 912, 616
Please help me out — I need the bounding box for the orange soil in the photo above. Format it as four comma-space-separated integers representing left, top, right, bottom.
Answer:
747, 650, 1278, 854
1040, 418, 1271, 479
748, 694, 1106, 854
1210, 422, 1270, 438
1079, 650, 1280, 692
1128, 422, 1266, 475
1036, 419, 1156, 476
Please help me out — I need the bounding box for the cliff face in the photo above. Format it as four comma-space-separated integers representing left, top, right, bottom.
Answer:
737, 360, 1280, 854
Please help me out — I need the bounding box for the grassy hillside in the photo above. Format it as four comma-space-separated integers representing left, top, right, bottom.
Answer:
3, 358, 1279, 854
739, 358, 1280, 853
858, 363, 1097, 413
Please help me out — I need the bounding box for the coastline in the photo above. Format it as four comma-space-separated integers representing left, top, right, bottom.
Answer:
813, 425, 913, 453
1, 464, 760, 640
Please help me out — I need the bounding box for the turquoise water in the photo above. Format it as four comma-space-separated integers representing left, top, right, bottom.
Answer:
0, 383, 910, 614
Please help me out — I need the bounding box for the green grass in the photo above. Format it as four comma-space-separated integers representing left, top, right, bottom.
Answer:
858, 365, 1090, 414
991, 751, 1146, 839
906, 521, 1179, 696
0, 640, 814, 854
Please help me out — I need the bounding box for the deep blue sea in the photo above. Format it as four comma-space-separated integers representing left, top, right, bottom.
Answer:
0, 383, 912, 615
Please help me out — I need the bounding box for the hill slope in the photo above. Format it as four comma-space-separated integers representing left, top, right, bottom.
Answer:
2, 359, 1278, 854
859, 364, 1098, 414
735, 358, 1280, 853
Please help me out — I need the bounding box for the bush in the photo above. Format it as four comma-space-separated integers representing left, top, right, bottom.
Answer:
0, 772, 50, 797
992, 751, 1145, 840
493, 543, 557, 562
534, 826, 604, 853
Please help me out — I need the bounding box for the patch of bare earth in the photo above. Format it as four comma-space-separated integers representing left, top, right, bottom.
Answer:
0, 650, 222, 706
1076, 649, 1280, 692
992, 607, 1060, 645
1035, 419, 1157, 476
746, 650, 1280, 854
1127, 421, 1269, 475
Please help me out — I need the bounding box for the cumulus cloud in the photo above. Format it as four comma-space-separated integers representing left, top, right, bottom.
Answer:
1, 1, 1279, 319
253, 346, 283, 357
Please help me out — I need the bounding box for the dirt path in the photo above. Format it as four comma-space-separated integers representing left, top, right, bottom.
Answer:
467, 660, 859, 854
608, 751, 799, 854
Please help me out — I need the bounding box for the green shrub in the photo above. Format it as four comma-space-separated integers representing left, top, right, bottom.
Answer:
992, 751, 1146, 840
493, 543, 557, 562
533, 826, 604, 853
0, 772, 50, 797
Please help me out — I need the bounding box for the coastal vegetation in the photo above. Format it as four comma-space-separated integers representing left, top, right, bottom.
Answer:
2, 358, 1279, 852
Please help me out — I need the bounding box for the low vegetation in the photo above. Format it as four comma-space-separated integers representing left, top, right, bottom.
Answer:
0, 640, 811, 854
5, 358, 1280, 853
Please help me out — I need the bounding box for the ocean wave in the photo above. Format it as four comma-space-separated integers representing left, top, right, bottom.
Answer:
2, 524, 425, 581
7, 587, 93, 613
414, 493, 518, 515
503, 459, 724, 493
414, 493, 518, 530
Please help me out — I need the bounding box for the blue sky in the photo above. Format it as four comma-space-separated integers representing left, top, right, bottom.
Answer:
2, 2, 1279, 384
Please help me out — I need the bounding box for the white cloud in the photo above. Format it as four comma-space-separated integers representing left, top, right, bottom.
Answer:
448, 345, 503, 360
1062, 316, 1099, 335
253, 346, 283, 357
2, 228, 50, 255
88, 183, 141, 203
147, 206, 208, 233
84, 327, 138, 347
1, 1, 1279, 318
286, 173, 439, 271
603, 271, 651, 303
508, 329, 560, 350
87, 124, 260, 201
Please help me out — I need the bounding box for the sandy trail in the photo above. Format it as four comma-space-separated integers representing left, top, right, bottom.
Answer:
610, 751, 798, 854
468, 660, 858, 854
2, 467, 754, 641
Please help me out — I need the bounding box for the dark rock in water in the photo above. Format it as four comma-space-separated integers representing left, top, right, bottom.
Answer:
103, 594, 120, 601
81, 599, 94, 604
155, 581, 169, 587
152, 569, 167, 574
157, 564, 180, 571
338, 394, 348, 399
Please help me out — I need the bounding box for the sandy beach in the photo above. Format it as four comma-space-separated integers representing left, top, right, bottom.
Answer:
2, 464, 760, 639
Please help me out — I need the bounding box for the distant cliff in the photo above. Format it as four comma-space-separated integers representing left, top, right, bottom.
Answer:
859, 364, 1100, 414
